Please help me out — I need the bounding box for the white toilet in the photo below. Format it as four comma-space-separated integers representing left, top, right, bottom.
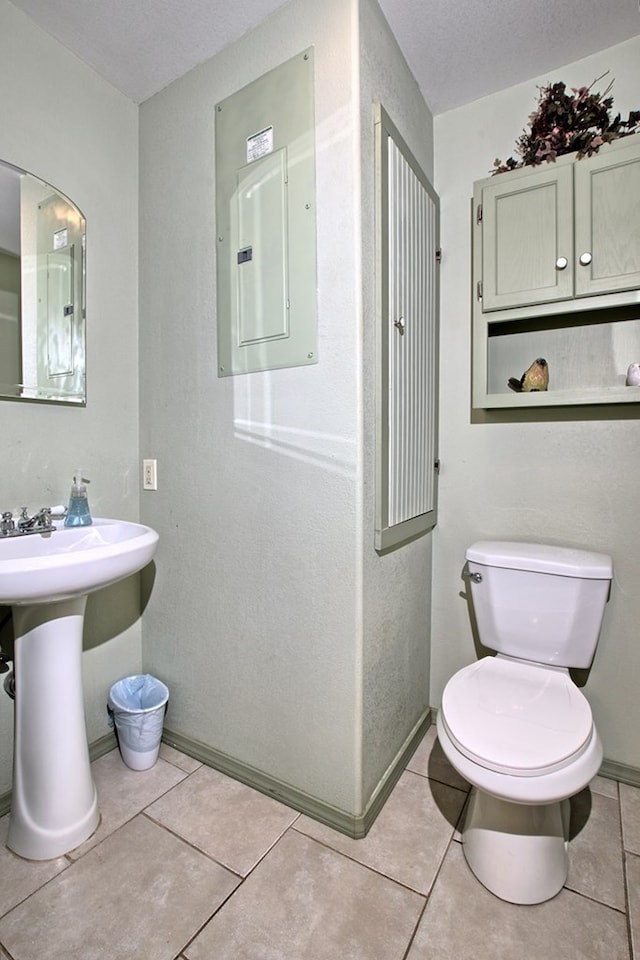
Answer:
437, 540, 613, 905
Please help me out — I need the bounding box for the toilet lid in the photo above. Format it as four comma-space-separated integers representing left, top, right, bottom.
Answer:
441, 656, 594, 776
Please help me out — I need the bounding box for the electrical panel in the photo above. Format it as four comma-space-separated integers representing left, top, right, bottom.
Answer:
215, 49, 318, 376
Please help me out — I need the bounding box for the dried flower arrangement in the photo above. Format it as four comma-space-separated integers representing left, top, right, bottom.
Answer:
492, 72, 640, 175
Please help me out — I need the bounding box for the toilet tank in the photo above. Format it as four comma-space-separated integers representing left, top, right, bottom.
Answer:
465, 541, 613, 668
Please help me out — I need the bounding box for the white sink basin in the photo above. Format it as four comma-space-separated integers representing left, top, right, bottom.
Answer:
0, 517, 159, 605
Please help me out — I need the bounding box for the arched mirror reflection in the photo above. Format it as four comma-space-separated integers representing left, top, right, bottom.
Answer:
0, 159, 86, 404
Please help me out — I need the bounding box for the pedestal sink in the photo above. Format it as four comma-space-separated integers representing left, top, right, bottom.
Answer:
0, 518, 159, 860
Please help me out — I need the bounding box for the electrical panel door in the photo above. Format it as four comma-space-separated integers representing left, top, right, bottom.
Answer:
216, 50, 317, 376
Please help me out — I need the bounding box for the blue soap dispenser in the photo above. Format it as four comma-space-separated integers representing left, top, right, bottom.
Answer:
64, 469, 92, 526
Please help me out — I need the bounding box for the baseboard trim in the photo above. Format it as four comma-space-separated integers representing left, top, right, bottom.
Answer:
1, 720, 632, 829
89, 731, 118, 762
358, 709, 433, 836
599, 758, 640, 788
162, 709, 432, 839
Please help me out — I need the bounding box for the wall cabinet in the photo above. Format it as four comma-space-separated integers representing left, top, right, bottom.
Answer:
479, 163, 574, 312
472, 136, 640, 409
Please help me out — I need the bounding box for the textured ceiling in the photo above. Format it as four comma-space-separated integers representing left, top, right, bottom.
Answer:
6, 0, 640, 113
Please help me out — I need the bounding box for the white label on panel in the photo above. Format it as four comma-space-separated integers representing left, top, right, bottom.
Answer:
247, 126, 274, 163
53, 227, 68, 250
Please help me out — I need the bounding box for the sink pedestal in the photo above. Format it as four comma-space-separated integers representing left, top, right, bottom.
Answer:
0, 518, 159, 859
8, 596, 99, 860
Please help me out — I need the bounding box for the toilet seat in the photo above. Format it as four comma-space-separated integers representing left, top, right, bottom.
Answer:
440, 656, 594, 777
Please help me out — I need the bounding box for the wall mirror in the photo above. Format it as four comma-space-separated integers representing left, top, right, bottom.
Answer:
0, 158, 86, 404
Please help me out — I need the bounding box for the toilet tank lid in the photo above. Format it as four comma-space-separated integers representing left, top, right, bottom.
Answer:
466, 541, 613, 579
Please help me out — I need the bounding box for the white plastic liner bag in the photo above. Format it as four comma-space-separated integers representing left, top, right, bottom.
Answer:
108, 674, 169, 771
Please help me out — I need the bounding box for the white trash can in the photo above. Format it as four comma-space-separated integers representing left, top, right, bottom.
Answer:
108, 675, 169, 771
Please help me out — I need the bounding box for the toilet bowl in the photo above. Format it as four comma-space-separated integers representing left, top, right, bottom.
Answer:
438, 541, 612, 905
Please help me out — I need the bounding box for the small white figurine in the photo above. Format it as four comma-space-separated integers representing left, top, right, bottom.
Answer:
626, 362, 640, 386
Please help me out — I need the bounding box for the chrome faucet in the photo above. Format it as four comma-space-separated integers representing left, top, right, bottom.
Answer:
18, 507, 54, 533
0, 507, 56, 537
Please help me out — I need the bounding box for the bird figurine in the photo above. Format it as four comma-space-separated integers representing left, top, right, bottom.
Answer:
508, 357, 549, 392
626, 362, 640, 386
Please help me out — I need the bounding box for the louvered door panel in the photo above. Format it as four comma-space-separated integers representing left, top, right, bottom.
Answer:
375, 105, 439, 551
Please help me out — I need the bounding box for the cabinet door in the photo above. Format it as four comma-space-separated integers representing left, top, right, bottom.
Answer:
574, 139, 640, 297
374, 105, 439, 551
480, 165, 574, 311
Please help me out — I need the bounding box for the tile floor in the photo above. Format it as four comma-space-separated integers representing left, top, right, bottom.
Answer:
0, 726, 638, 960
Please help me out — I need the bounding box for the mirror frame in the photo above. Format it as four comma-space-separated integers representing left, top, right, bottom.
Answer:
0, 158, 86, 405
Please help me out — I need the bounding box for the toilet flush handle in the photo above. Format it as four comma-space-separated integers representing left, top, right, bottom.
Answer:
467, 571, 483, 583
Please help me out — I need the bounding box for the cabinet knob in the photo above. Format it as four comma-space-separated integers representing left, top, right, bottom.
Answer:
579, 252, 593, 266
555, 256, 568, 270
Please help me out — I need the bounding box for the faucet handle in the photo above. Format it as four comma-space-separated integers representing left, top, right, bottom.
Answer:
1, 512, 15, 535
37, 507, 53, 529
